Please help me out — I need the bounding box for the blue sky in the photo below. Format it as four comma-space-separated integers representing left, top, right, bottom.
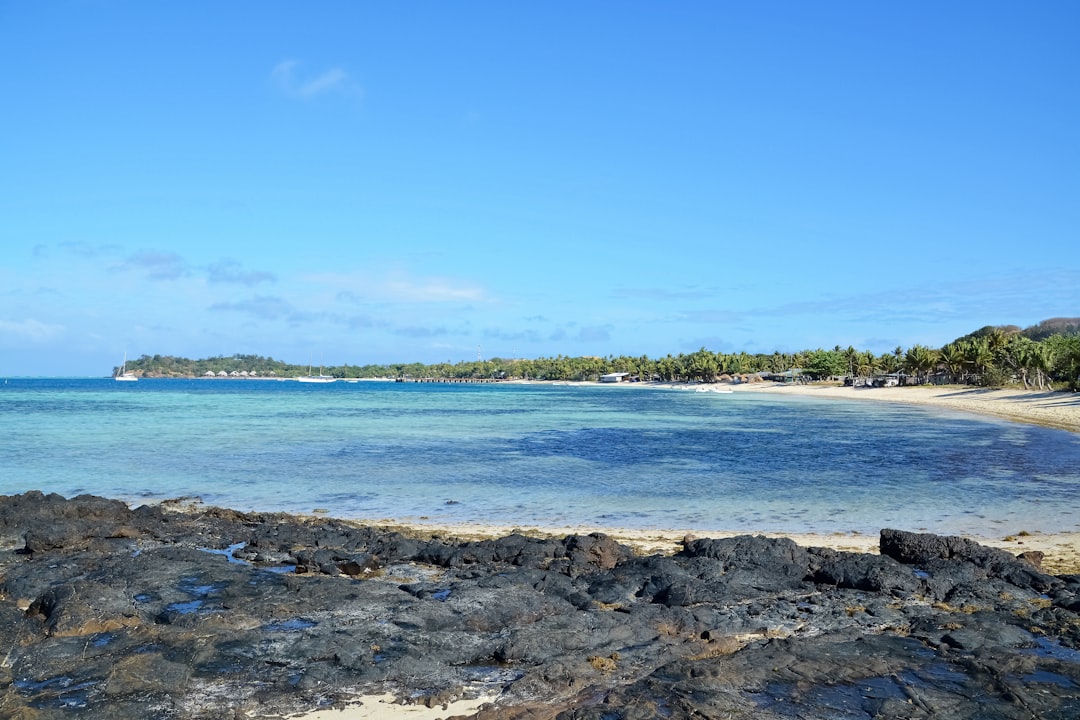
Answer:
2, 2, 1077, 376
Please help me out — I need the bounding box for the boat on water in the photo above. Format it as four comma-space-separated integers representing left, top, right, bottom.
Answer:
297, 374, 335, 383
114, 353, 138, 382
297, 362, 335, 383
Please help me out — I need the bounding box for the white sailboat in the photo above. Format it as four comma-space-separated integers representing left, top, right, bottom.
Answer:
115, 352, 138, 382
297, 359, 335, 383
297, 373, 335, 383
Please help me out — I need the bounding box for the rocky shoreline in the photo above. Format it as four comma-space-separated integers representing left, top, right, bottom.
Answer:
2, 492, 1079, 719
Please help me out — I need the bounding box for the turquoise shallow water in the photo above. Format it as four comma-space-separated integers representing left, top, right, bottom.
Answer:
2, 378, 1079, 536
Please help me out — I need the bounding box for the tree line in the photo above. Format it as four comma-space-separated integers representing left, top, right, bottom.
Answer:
121, 318, 1080, 390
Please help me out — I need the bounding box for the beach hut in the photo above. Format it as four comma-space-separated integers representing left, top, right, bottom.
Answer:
599, 372, 630, 383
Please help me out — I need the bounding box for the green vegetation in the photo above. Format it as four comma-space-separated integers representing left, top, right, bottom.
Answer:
120, 318, 1080, 390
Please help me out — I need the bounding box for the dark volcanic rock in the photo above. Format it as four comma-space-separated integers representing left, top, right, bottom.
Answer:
811, 549, 922, 594
881, 527, 1061, 593
0, 490, 136, 553
1, 493, 1078, 719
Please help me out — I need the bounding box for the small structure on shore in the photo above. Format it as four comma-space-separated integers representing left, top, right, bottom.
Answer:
761, 370, 802, 384
599, 372, 630, 383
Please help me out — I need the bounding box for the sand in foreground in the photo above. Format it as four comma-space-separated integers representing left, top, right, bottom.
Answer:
290, 693, 495, 719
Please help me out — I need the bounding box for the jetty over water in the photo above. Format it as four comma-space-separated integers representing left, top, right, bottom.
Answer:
395, 377, 506, 384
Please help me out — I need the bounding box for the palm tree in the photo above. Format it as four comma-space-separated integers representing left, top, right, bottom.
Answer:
984, 328, 1010, 354
856, 350, 879, 378
1004, 337, 1055, 390
843, 346, 859, 378
938, 343, 966, 383
686, 348, 718, 382
638, 355, 655, 381
960, 338, 994, 380
1046, 335, 1080, 389
1029, 342, 1054, 390
904, 345, 939, 384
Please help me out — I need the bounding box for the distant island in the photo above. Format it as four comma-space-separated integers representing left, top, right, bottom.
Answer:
119, 317, 1080, 391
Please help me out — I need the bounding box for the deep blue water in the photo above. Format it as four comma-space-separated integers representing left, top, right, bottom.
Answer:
1, 378, 1078, 535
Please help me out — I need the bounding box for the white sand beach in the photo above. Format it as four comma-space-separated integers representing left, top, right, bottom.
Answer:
289, 692, 496, 720
726, 382, 1080, 434
513, 378, 1080, 434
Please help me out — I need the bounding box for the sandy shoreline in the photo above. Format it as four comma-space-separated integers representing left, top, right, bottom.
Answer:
723, 381, 1080, 434
526, 378, 1080, 434
289, 693, 496, 719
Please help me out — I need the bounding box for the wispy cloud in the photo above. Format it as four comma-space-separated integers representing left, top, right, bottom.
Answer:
125, 251, 188, 280
576, 325, 613, 343
0, 318, 65, 342
483, 327, 542, 343
345, 314, 377, 330
393, 325, 448, 338
381, 276, 484, 303
676, 309, 743, 324
35, 241, 124, 259
117, 250, 276, 287
62, 241, 125, 258
206, 259, 276, 286
673, 270, 1080, 329
328, 270, 487, 305
613, 286, 716, 301
208, 295, 296, 321
270, 60, 361, 100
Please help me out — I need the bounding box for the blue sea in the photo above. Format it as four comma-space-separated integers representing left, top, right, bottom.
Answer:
2, 378, 1079, 536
